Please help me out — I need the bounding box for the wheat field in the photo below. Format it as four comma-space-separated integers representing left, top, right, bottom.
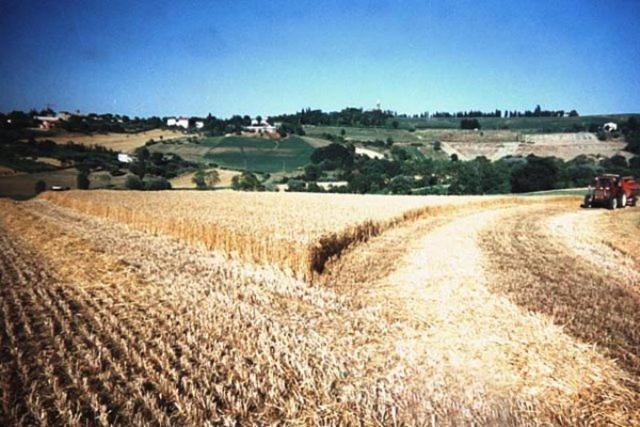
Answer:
41, 190, 506, 279
1, 192, 639, 425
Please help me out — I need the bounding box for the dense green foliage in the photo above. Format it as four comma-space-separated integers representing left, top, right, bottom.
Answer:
0, 110, 164, 134
76, 171, 90, 189
231, 171, 264, 191
192, 169, 220, 189
291, 143, 640, 195
621, 117, 640, 155
460, 119, 481, 130
124, 174, 172, 191
124, 175, 145, 190
144, 176, 172, 190
310, 143, 355, 169
131, 146, 196, 179
34, 180, 46, 194
0, 136, 118, 173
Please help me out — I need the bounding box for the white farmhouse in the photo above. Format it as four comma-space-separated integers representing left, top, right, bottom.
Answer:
117, 153, 134, 163
355, 147, 385, 159
167, 117, 190, 129
603, 122, 617, 132
35, 115, 61, 130
244, 117, 277, 134
34, 111, 77, 130
316, 181, 348, 190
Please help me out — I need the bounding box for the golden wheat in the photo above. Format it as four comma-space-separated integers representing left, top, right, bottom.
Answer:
41, 190, 534, 280
2, 193, 637, 425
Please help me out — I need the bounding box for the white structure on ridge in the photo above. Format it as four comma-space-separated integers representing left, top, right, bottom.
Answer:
244, 117, 277, 134
117, 153, 134, 163
167, 117, 190, 129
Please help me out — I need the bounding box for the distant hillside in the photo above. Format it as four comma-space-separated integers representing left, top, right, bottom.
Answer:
394, 114, 640, 132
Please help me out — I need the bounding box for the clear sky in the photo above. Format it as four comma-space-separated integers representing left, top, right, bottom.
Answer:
1, 0, 639, 118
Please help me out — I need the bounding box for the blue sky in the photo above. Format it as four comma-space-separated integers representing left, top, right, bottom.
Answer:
1, 0, 639, 117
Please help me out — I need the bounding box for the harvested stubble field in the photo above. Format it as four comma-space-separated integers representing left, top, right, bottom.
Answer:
35, 129, 185, 152
1, 191, 639, 425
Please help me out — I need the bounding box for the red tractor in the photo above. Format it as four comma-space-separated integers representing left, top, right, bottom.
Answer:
583, 174, 639, 209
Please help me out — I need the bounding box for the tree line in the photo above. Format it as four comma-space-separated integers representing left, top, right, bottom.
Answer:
279, 142, 640, 196
431, 105, 577, 119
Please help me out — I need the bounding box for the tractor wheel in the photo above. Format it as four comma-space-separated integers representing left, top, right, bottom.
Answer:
582, 195, 592, 208
619, 194, 627, 208
609, 197, 617, 210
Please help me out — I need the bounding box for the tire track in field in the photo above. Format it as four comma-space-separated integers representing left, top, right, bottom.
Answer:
547, 209, 640, 284
478, 202, 640, 423
376, 202, 636, 424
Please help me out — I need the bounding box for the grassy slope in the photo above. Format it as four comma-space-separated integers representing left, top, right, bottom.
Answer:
304, 125, 423, 143
203, 136, 315, 173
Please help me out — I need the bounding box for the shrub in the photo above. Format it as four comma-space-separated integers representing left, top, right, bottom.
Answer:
77, 172, 90, 189
510, 156, 560, 193
231, 171, 264, 191
303, 164, 321, 181
125, 174, 145, 190
34, 180, 46, 194
461, 119, 480, 130
286, 179, 306, 192
145, 177, 172, 191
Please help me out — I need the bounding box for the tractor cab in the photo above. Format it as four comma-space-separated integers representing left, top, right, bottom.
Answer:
584, 174, 638, 209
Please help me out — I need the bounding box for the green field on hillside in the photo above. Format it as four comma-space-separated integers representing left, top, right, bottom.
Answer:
304, 125, 423, 143
203, 136, 315, 173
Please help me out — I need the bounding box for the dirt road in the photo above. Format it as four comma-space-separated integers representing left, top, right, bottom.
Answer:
1, 196, 638, 424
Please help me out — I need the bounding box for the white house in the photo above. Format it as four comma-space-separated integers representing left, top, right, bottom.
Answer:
603, 122, 617, 132
244, 117, 277, 134
34, 111, 77, 130
355, 147, 385, 159
316, 181, 348, 190
117, 153, 134, 163
195, 121, 204, 129
167, 117, 190, 129
35, 116, 61, 130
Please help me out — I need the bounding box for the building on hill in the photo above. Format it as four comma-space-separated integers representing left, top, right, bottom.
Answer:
117, 153, 134, 163
243, 117, 278, 136
34, 111, 78, 130
35, 115, 61, 130
603, 122, 618, 132
167, 117, 190, 129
